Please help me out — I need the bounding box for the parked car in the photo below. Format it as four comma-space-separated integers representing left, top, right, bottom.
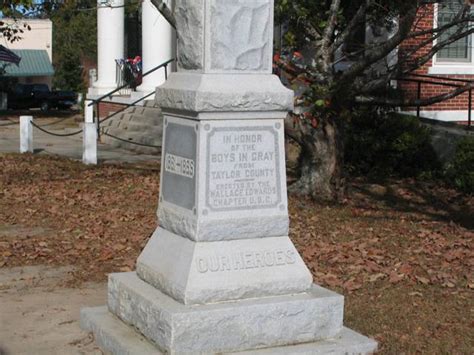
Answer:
7, 83, 77, 111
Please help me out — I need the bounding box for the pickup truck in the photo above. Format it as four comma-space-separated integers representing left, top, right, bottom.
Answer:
7, 83, 77, 111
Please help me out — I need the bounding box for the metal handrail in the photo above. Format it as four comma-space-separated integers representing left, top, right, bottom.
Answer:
88, 58, 175, 106
406, 73, 474, 84
89, 58, 175, 138
99, 91, 155, 126
397, 74, 472, 128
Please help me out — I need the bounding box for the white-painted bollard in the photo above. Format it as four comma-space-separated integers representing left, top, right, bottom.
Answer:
20, 115, 33, 153
84, 100, 94, 124
83, 101, 97, 165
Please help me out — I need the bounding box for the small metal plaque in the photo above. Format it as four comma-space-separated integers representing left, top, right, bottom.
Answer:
161, 121, 197, 210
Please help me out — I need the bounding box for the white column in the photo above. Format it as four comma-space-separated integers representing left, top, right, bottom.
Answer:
91, 0, 125, 95
137, 0, 176, 94
20, 116, 33, 153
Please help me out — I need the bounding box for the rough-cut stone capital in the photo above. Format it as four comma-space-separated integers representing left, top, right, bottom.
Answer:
157, 73, 294, 113
176, 0, 274, 73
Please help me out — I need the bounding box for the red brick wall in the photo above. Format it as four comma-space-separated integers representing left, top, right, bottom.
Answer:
98, 102, 124, 119
81, 57, 97, 89
399, 4, 474, 114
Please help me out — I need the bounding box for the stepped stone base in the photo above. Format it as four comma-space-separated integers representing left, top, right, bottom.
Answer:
136, 228, 313, 305
81, 272, 377, 354
81, 307, 377, 355
101, 99, 163, 155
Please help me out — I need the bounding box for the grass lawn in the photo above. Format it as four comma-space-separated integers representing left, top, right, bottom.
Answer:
0, 153, 472, 353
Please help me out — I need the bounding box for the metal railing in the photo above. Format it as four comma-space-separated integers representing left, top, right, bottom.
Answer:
88, 58, 175, 141
398, 73, 472, 129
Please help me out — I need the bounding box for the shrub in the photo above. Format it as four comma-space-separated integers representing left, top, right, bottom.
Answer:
445, 137, 474, 194
345, 109, 440, 179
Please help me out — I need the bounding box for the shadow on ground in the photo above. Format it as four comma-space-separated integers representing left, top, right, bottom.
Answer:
353, 179, 473, 230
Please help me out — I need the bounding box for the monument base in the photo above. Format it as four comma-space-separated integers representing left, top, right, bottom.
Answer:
136, 228, 313, 305
81, 307, 377, 355
81, 272, 377, 354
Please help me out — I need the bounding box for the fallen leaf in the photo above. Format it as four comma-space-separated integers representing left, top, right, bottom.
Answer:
416, 276, 430, 285
369, 273, 386, 282
389, 272, 404, 284
442, 281, 456, 288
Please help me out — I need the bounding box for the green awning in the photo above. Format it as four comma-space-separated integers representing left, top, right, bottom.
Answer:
2, 49, 54, 77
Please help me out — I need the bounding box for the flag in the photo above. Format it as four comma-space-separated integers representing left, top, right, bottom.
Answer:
0, 45, 21, 66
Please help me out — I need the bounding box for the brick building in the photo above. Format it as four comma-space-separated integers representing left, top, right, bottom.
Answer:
399, 1, 474, 123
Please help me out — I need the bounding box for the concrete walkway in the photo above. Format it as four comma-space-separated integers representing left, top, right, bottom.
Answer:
0, 117, 160, 164
0, 265, 106, 355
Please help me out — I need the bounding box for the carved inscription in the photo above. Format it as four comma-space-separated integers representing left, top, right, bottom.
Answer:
206, 127, 281, 211
196, 249, 296, 273
165, 153, 195, 178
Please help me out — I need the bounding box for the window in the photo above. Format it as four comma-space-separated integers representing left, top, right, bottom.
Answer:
437, 0, 471, 62
430, 0, 474, 73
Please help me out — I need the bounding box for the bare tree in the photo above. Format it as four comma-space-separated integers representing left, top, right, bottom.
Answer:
274, 0, 474, 201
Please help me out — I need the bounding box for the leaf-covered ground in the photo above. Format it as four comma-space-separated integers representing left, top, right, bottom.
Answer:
0, 153, 472, 353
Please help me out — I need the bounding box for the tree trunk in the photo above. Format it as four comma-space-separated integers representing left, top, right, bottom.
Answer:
288, 116, 345, 202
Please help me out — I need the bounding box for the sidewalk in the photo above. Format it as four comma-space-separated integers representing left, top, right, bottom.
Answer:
0, 117, 160, 164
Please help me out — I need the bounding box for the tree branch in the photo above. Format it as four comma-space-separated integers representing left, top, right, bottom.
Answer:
402, 26, 474, 75
331, 0, 372, 54
320, 0, 341, 73
339, 5, 418, 83
407, 15, 474, 38
149, 0, 176, 29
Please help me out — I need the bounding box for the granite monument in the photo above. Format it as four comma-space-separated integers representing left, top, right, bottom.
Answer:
81, 1, 378, 353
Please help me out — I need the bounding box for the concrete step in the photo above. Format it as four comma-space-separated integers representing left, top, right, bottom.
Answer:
101, 136, 160, 155
124, 122, 163, 134
128, 113, 163, 127
121, 132, 162, 145
142, 107, 163, 119
97, 101, 164, 154
102, 127, 162, 154
131, 106, 146, 115
113, 112, 162, 127
144, 99, 158, 108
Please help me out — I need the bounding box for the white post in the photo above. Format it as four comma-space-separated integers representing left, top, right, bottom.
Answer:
85, 100, 94, 124
137, 0, 176, 94
20, 116, 33, 153
83, 100, 98, 165
91, 0, 125, 95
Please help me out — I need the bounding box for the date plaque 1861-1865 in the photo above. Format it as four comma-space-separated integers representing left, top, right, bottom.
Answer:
161, 118, 197, 211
